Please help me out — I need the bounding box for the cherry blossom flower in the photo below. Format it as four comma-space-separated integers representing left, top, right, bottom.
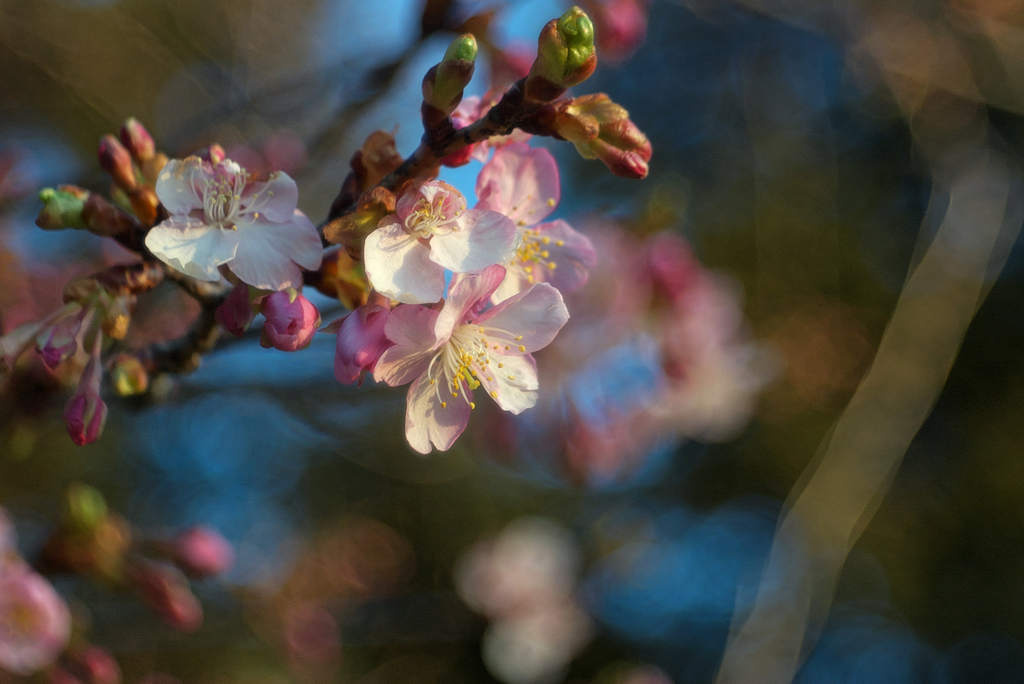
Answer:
373, 265, 569, 453
363, 181, 519, 304
0, 564, 72, 675
145, 157, 322, 290
476, 143, 596, 302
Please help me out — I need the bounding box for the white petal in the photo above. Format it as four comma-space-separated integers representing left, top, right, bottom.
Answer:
477, 353, 538, 414
374, 305, 440, 387
364, 220, 445, 304
239, 171, 300, 223
477, 283, 569, 353
434, 265, 507, 342
145, 216, 238, 281
155, 157, 207, 216
228, 211, 320, 290
429, 210, 518, 273
405, 372, 472, 454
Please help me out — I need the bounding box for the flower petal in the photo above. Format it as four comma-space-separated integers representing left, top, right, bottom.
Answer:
477, 353, 539, 414
434, 266, 507, 342
404, 371, 472, 454
145, 216, 238, 281
429, 209, 518, 273
240, 171, 300, 223
155, 157, 207, 216
364, 219, 446, 304
228, 210, 321, 290
477, 282, 569, 353
475, 143, 560, 226
375, 304, 440, 387
526, 219, 597, 294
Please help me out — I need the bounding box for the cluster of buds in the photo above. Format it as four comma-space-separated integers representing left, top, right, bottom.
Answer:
215, 284, 321, 352
540, 93, 652, 178
39, 485, 233, 633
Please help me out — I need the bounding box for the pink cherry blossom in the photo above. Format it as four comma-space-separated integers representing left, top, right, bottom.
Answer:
363, 181, 519, 304
330, 303, 393, 386
476, 143, 596, 302
259, 290, 320, 352
373, 265, 569, 454
0, 565, 72, 675
145, 157, 322, 290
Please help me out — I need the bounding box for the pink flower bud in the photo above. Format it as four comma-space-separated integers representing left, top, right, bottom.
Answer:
64, 334, 106, 447
66, 646, 121, 684
97, 135, 136, 192
125, 561, 203, 633
119, 118, 155, 163
63, 392, 108, 447
259, 290, 320, 352
214, 283, 254, 337
35, 306, 87, 370
195, 144, 225, 165
332, 305, 393, 386
170, 526, 234, 579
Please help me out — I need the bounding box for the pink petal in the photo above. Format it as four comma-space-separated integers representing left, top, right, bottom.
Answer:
475, 143, 560, 226
434, 265, 507, 342
374, 305, 440, 387
155, 157, 207, 216
429, 209, 518, 273
404, 372, 472, 454
476, 282, 569, 353
228, 210, 321, 290
239, 171, 300, 223
145, 215, 239, 281
527, 219, 597, 293
364, 219, 445, 304
476, 353, 539, 414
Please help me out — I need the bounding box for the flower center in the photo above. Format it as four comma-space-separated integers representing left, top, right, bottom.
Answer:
425, 324, 527, 409
1, 602, 40, 640
512, 229, 564, 283
404, 196, 463, 239
202, 167, 247, 228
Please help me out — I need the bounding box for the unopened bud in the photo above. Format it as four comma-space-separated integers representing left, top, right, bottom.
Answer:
215, 283, 255, 337
195, 144, 225, 165
553, 94, 652, 179
81, 194, 140, 237
259, 289, 320, 352
129, 185, 159, 226
64, 484, 107, 534
37, 187, 88, 231
110, 354, 148, 397
169, 526, 234, 579
97, 135, 137, 192
64, 393, 107, 447
125, 560, 203, 632
35, 305, 87, 370
424, 34, 478, 115
119, 118, 155, 163
587, 118, 652, 179
323, 186, 396, 260
66, 645, 121, 684
331, 304, 393, 387
527, 7, 596, 100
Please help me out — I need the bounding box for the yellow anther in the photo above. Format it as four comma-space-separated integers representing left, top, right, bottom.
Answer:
470, 402, 476, 409
487, 377, 493, 382
542, 236, 551, 245
254, 212, 259, 218
555, 240, 564, 246
490, 391, 498, 398
518, 220, 526, 226
505, 345, 510, 350
441, 401, 447, 408
452, 392, 458, 398
518, 345, 526, 352
497, 363, 503, 368
514, 335, 523, 341
429, 380, 435, 385
547, 198, 556, 207
548, 262, 557, 269
508, 374, 516, 380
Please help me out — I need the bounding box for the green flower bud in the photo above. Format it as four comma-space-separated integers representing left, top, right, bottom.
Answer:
426, 33, 478, 115
559, 7, 595, 84
36, 187, 88, 230
527, 6, 597, 99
